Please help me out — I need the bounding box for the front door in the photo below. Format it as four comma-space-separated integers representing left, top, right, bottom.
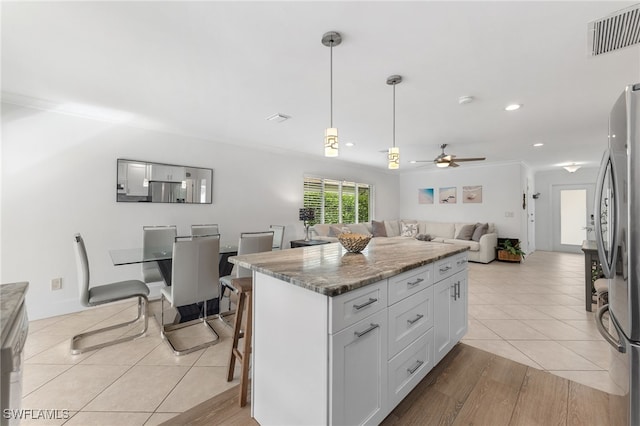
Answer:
552, 184, 595, 253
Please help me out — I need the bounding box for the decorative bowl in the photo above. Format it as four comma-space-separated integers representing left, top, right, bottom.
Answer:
338, 233, 372, 253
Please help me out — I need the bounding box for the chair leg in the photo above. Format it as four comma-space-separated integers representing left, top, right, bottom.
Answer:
227, 291, 246, 382
239, 289, 252, 407
160, 296, 221, 356
70, 295, 148, 354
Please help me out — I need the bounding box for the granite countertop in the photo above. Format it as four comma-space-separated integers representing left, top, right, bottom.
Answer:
1, 282, 29, 344
229, 238, 468, 296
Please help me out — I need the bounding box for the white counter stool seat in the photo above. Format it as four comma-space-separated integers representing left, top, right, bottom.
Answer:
227, 276, 253, 407
160, 234, 221, 356
71, 233, 150, 355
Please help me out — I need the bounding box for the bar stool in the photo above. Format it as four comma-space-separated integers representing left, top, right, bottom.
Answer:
227, 276, 253, 407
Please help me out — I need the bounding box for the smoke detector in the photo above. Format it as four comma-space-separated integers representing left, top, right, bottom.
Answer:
458, 96, 474, 105
266, 113, 291, 123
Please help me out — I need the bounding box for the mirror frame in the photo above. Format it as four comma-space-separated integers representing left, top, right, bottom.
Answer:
116, 158, 213, 204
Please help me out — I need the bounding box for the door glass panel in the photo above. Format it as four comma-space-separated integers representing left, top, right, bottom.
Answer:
560, 189, 587, 245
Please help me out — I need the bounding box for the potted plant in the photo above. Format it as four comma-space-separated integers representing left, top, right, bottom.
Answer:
497, 239, 525, 262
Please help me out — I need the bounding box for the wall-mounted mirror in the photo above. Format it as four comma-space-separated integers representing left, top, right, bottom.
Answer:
116, 159, 213, 204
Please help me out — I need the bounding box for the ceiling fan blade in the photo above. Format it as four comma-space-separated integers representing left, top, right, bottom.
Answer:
448, 161, 460, 167
452, 157, 486, 162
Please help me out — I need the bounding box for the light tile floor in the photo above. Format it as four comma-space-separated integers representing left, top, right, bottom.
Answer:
462, 250, 623, 395
22, 302, 240, 426
21, 250, 618, 425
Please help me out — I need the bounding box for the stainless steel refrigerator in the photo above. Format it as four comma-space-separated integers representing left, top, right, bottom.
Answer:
595, 83, 640, 426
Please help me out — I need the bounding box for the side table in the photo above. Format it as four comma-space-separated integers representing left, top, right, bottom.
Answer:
290, 239, 330, 248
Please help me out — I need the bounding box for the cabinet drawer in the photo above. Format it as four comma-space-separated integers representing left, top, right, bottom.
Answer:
388, 286, 433, 359
434, 252, 468, 280
388, 264, 433, 305
330, 280, 387, 334
388, 328, 434, 408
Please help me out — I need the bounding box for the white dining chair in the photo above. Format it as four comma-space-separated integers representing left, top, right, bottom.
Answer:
191, 224, 219, 236
270, 225, 285, 250
71, 233, 150, 354
142, 225, 176, 284
160, 234, 221, 355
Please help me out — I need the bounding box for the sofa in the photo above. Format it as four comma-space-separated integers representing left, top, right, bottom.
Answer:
310, 220, 498, 264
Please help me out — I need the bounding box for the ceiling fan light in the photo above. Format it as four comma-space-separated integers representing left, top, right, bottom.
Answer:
324, 127, 338, 157
436, 161, 449, 168
563, 164, 581, 173
388, 146, 400, 169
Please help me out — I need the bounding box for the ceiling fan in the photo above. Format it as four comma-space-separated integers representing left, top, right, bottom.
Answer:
415, 144, 486, 168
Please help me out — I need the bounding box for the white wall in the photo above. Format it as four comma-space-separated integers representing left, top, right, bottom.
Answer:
398, 162, 526, 240
1, 103, 399, 320
534, 167, 599, 251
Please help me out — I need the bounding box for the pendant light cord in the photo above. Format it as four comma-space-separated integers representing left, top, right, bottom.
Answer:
392, 82, 396, 148
330, 42, 333, 128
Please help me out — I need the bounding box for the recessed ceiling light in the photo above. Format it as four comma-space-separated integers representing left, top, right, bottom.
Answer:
533, 143, 544, 147
265, 113, 291, 123
345, 142, 355, 147
409, 160, 417, 164
505, 104, 522, 111
458, 96, 474, 105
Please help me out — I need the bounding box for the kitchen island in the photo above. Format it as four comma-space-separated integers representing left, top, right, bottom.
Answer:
230, 238, 469, 426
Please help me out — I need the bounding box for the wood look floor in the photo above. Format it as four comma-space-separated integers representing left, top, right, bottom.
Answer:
160, 343, 620, 426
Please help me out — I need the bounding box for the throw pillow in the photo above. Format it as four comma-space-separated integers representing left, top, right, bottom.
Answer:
471, 223, 489, 242
348, 223, 370, 236
456, 224, 476, 240
401, 221, 419, 237
416, 233, 432, 241
372, 220, 387, 237
329, 225, 351, 237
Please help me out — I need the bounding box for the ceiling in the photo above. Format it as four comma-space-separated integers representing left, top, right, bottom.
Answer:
2, 1, 640, 172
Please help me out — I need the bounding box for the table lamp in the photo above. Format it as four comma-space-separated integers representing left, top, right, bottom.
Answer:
299, 208, 316, 241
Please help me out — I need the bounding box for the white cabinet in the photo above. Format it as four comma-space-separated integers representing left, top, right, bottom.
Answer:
251, 253, 468, 426
434, 270, 468, 364
330, 280, 387, 333
387, 286, 433, 358
388, 328, 434, 407
330, 309, 388, 426
149, 164, 185, 182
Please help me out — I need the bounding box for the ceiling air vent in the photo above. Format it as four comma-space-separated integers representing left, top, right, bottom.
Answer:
588, 4, 640, 56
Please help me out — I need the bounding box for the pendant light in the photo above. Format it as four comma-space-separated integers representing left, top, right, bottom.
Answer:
322, 31, 342, 157
387, 75, 402, 169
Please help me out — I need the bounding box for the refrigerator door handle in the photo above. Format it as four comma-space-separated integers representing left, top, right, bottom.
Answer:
594, 150, 615, 278
595, 304, 626, 353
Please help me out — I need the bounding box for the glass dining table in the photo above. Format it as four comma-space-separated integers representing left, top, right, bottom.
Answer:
109, 243, 238, 321
109, 244, 238, 285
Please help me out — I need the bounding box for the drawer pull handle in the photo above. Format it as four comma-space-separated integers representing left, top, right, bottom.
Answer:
407, 360, 424, 375
456, 281, 461, 299
353, 298, 377, 310
439, 265, 451, 273
457, 259, 467, 266
354, 323, 379, 338
407, 278, 424, 287
407, 314, 424, 325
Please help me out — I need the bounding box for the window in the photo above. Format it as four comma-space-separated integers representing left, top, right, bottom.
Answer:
303, 177, 372, 225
